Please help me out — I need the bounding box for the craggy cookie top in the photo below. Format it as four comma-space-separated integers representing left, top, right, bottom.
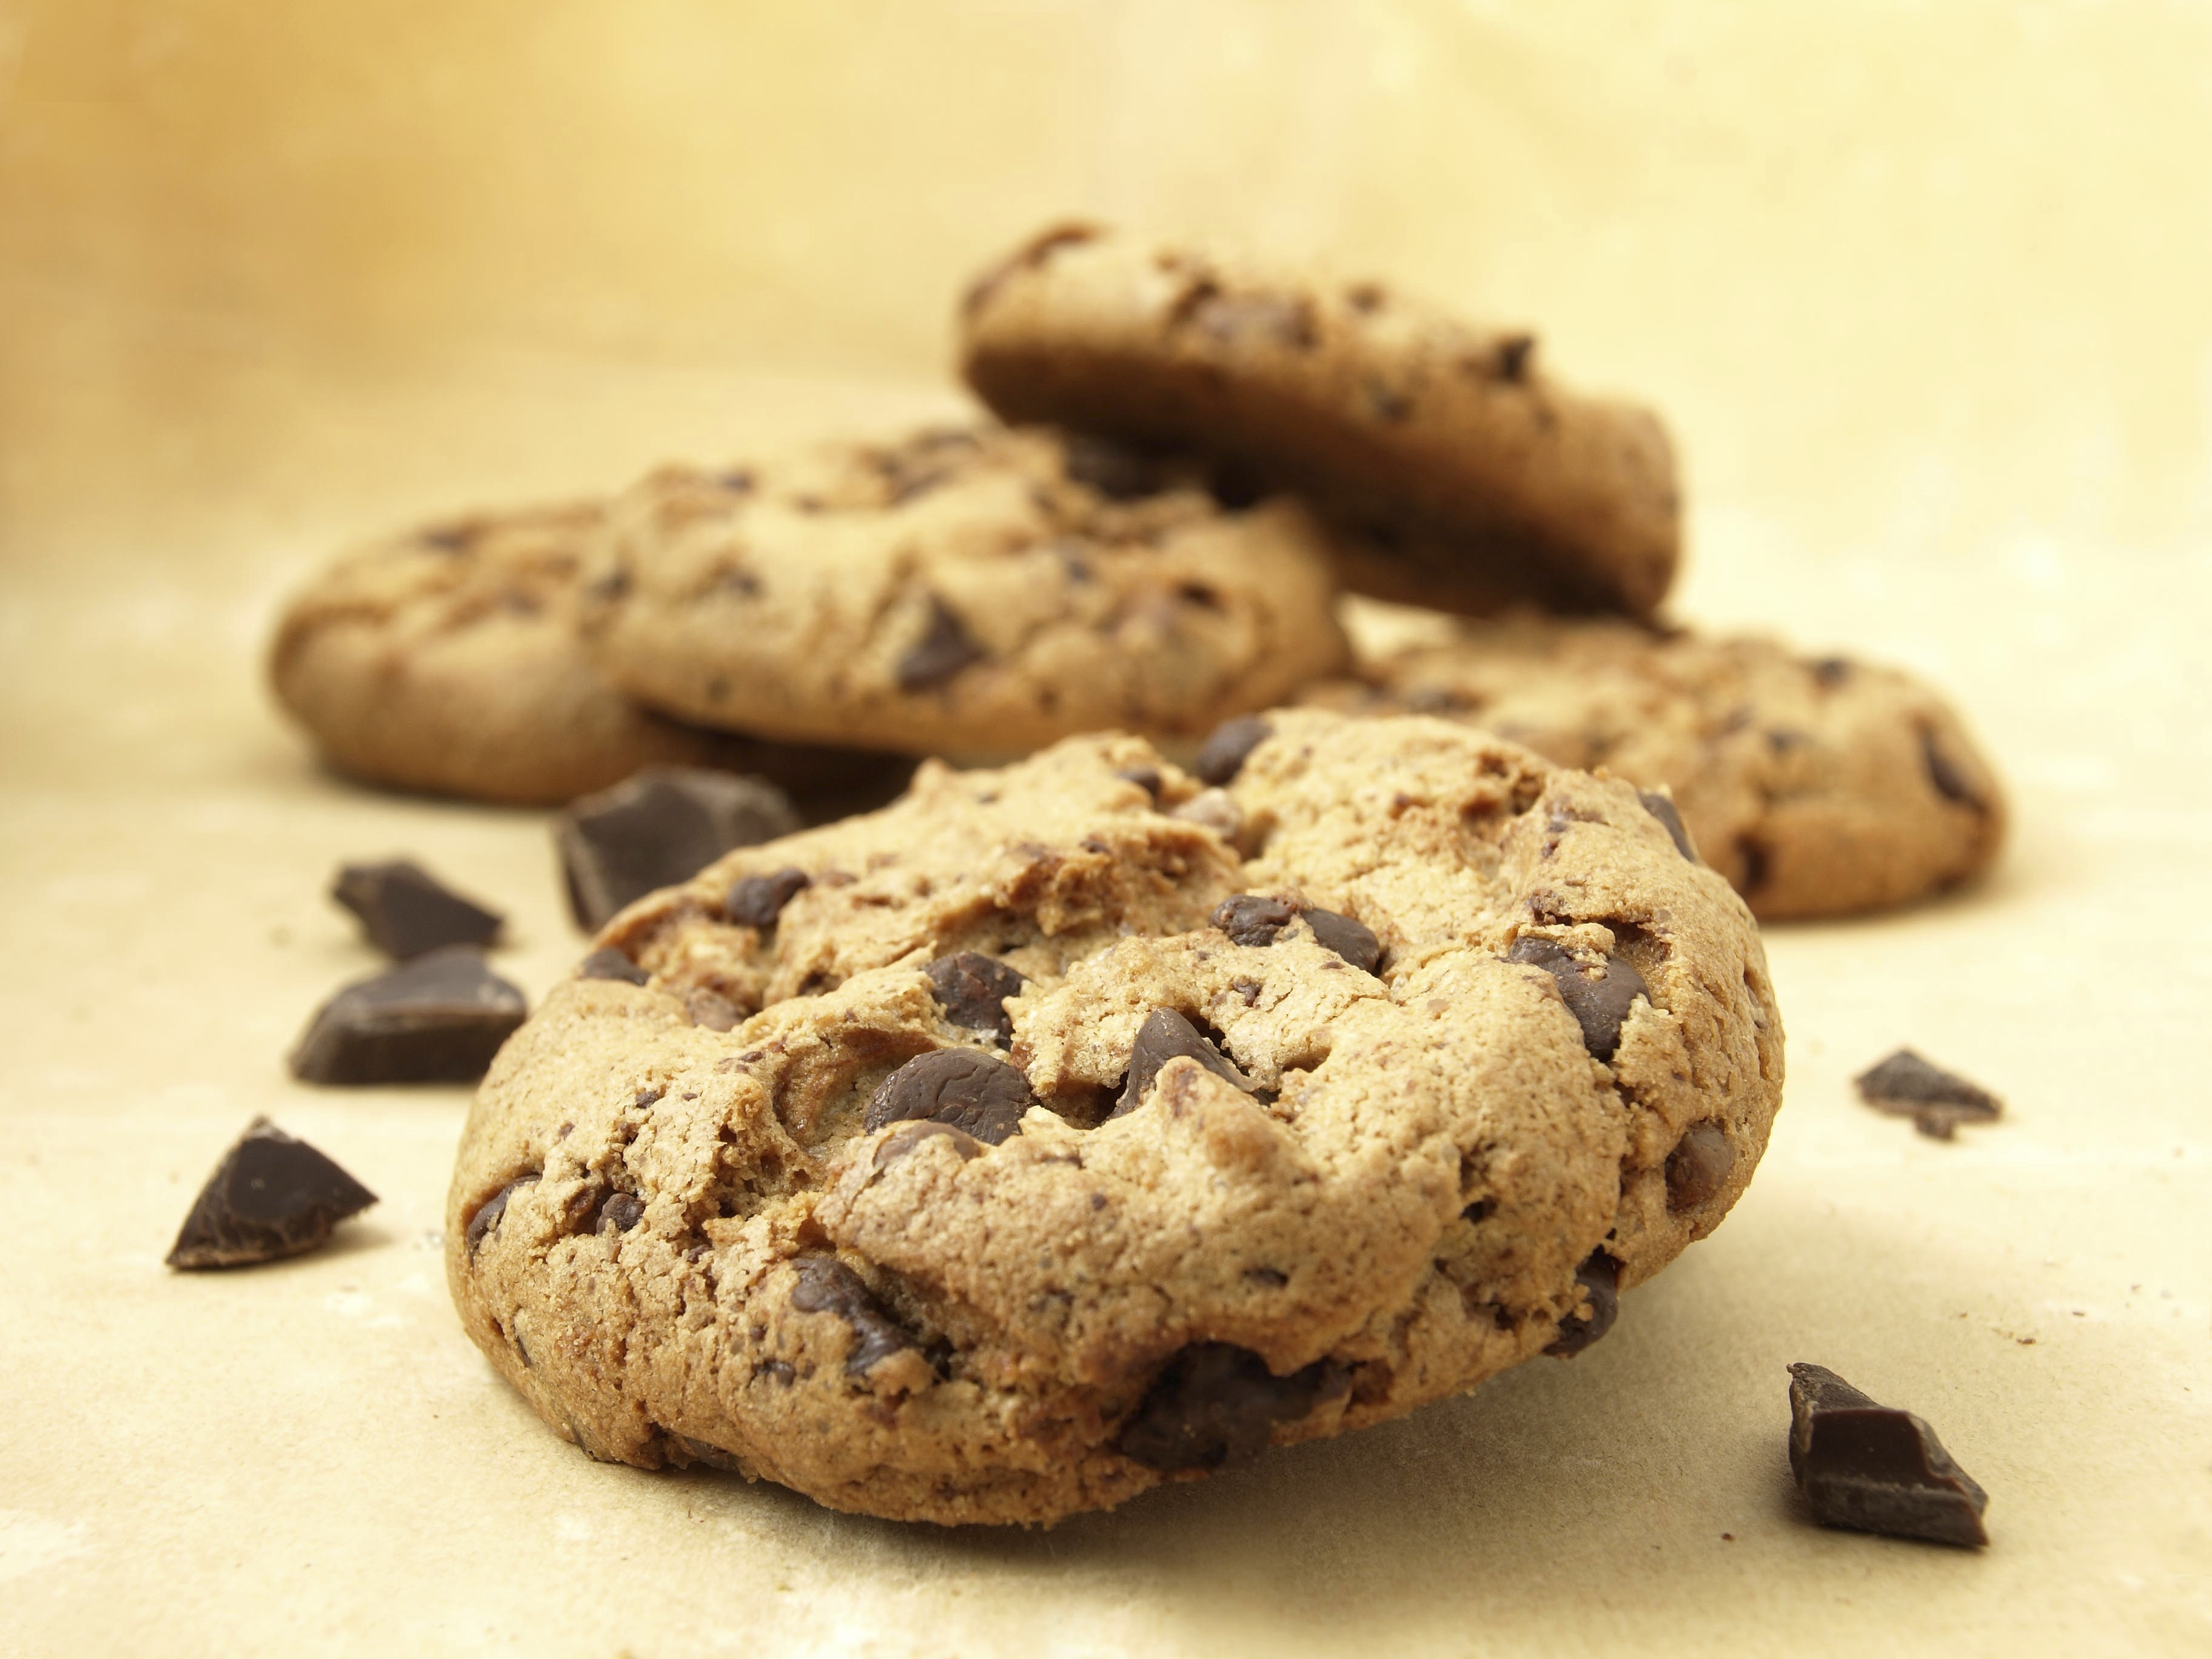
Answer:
269, 504, 895, 806
577, 423, 1350, 760
959, 223, 1680, 618
1309, 615, 2005, 919
447, 710, 1783, 1525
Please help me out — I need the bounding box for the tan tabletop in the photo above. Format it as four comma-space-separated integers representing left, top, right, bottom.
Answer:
4, 4, 2209, 1654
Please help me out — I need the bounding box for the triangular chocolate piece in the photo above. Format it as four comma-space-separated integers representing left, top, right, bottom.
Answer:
168, 1117, 378, 1269
332, 858, 503, 959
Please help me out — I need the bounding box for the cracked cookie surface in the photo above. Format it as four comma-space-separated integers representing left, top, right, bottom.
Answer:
269, 503, 901, 806
578, 422, 1350, 760
1308, 614, 2005, 919
446, 709, 1783, 1524
959, 223, 1680, 619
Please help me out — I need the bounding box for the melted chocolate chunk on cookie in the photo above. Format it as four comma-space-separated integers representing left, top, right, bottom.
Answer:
595, 1192, 645, 1234
166, 1117, 378, 1270
1506, 937, 1649, 1062
865, 1048, 1036, 1145
1854, 1048, 2002, 1141
557, 767, 800, 930
1062, 434, 1168, 500
1808, 655, 1854, 688
1664, 1122, 1736, 1210
1115, 1342, 1347, 1472
1111, 1008, 1253, 1119
896, 596, 985, 692
1301, 908, 1382, 973
726, 866, 811, 931
1920, 728, 1984, 810
873, 1118, 985, 1169
289, 947, 527, 1085
1494, 333, 1537, 382
1638, 790, 1700, 862
1193, 715, 1272, 786
1212, 894, 1296, 947
577, 947, 651, 985
464, 1173, 539, 1255
789, 1256, 919, 1375
1114, 765, 1165, 801
1787, 1363, 1989, 1547
331, 858, 503, 960
924, 953, 1027, 1044
1544, 1251, 1621, 1356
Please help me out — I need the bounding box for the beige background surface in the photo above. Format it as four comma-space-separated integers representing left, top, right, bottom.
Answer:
2, 2, 2208, 1654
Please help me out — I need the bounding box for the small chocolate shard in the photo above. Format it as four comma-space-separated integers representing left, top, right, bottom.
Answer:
726, 866, 811, 931
577, 947, 651, 985
1062, 435, 1166, 500
865, 1048, 1035, 1145
596, 1192, 645, 1234
288, 947, 527, 1085
1855, 1048, 2002, 1141
1193, 716, 1271, 786
1787, 1363, 1990, 1547
1664, 1122, 1736, 1210
1111, 1008, 1252, 1119
896, 596, 985, 692
1638, 790, 1700, 862
557, 767, 800, 930
1212, 894, 1296, 947
1494, 333, 1536, 381
463, 1173, 538, 1255
1114, 765, 1165, 802
1544, 1252, 1621, 1356
1115, 1342, 1347, 1472
872, 1118, 985, 1170
1506, 937, 1650, 1062
166, 1117, 378, 1269
1302, 908, 1382, 973
330, 859, 502, 960
923, 953, 1027, 1044
788, 1256, 918, 1375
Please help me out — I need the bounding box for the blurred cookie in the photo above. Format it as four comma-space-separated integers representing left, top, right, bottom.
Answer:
447, 711, 1781, 1524
1309, 614, 2005, 919
959, 223, 1679, 618
579, 423, 1350, 759
270, 503, 905, 807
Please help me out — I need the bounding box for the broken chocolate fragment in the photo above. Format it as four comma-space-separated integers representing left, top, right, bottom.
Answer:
1638, 790, 1700, 862
1854, 1048, 2002, 1141
289, 947, 527, 1085
1115, 1342, 1347, 1471
1544, 1251, 1621, 1356
464, 1173, 538, 1255
1506, 937, 1650, 1062
166, 1116, 378, 1270
577, 947, 651, 985
865, 1048, 1035, 1145
895, 595, 985, 691
595, 1192, 645, 1234
330, 858, 503, 960
1302, 908, 1382, 973
557, 767, 800, 930
1114, 765, 1165, 801
1664, 1121, 1736, 1210
923, 953, 1027, 1044
788, 1256, 918, 1374
1192, 716, 1271, 786
1212, 894, 1296, 947
1111, 1008, 1253, 1119
726, 866, 811, 930
1786, 1363, 1990, 1547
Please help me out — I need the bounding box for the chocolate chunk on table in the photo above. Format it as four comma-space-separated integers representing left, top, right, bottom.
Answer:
330, 857, 503, 959
1786, 1362, 1990, 1547
1854, 1048, 2002, 1140
289, 946, 527, 1084
167, 1116, 378, 1269
557, 766, 801, 930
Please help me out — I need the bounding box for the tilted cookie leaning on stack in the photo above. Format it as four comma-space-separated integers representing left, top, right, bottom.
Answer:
447, 711, 1784, 1526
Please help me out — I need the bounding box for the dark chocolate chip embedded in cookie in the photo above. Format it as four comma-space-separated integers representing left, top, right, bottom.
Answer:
578, 423, 1351, 761
446, 710, 1783, 1525
959, 224, 1681, 619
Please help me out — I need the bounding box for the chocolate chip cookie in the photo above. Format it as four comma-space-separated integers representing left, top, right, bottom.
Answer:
1307, 614, 2005, 919
577, 423, 1350, 761
269, 503, 902, 806
959, 224, 1680, 619
446, 709, 1783, 1524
